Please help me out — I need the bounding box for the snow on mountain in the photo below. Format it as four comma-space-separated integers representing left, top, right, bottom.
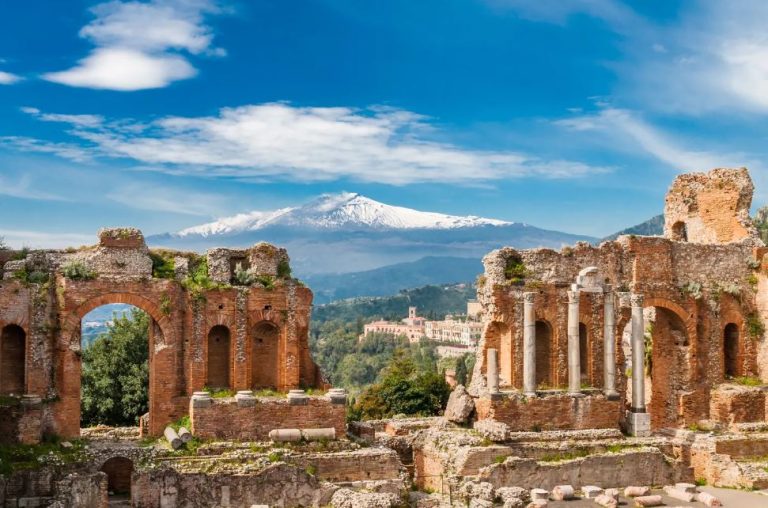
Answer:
177, 192, 512, 237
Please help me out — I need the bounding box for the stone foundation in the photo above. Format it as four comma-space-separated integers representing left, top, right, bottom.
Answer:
190, 396, 346, 441
475, 392, 622, 431
709, 385, 767, 425
0, 397, 43, 445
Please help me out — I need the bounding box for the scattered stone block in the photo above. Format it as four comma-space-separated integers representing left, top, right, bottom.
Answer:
633, 495, 663, 507
603, 488, 620, 500
497, 486, 529, 503
694, 491, 722, 507
594, 494, 618, 507
675, 482, 697, 494
526, 501, 547, 508
582, 486, 603, 499
330, 488, 401, 508
624, 486, 651, 498
530, 488, 549, 501
444, 385, 475, 424
300, 428, 336, 441
663, 485, 694, 502
163, 426, 182, 449
178, 427, 192, 443
287, 389, 308, 406
551, 485, 575, 500
269, 428, 302, 442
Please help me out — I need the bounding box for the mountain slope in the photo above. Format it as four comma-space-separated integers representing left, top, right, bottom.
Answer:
148, 192, 597, 275
602, 214, 664, 242
306, 256, 482, 304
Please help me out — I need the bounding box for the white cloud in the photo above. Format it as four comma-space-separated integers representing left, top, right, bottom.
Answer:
18, 103, 610, 185
556, 107, 744, 172
0, 174, 70, 202
0, 70, 21, 84
42, 0, 222, 91
0, 136, 94, 162
21, 107, 104, 128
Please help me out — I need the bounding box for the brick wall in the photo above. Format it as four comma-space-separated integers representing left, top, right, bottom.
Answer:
710, 387, 766, 424
190, 397, 346, 440
0, 399, 42, 445
475, 392, 622, 431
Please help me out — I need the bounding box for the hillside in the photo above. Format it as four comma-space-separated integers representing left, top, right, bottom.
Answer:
601, 214, 664, 242
305, 256, 482, 304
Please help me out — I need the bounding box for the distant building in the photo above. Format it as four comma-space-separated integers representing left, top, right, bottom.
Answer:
362, 306, 426, 343
362, 303, 483, 348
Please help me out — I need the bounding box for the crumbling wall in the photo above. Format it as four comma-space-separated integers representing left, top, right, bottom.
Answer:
190, 397, 346, 440
663, 167, 757, 244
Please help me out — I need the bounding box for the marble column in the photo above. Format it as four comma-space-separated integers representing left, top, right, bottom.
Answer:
603, 285, 618, 399
487, 348, 499, 394
567, 289, 582, 395
630, 293, 646, 412
523, 292, 536, 396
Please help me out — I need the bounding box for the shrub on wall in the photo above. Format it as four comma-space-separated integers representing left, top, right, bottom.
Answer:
62, 261, 96, 280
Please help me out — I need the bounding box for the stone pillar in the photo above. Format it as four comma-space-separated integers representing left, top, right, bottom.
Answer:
523, 292, 536, 396
487, 348, 499, 394
628, 293, 651, 437
630, 294, 646, 412
603, 286, 619, 399
567, 289, 582, 395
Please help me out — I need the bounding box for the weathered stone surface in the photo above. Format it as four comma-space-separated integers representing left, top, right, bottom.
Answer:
330, 488, 402, 508
444, 385, 475, 424
458, 480, 495, 502
624, 486, 651, 497
633, 494, 662, 507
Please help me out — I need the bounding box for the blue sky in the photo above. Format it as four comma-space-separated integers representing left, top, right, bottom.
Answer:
0, 0, 766, 246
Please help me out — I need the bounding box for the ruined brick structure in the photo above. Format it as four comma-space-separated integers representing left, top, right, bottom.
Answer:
0, 228, 326, 440
472, 167, 768, 433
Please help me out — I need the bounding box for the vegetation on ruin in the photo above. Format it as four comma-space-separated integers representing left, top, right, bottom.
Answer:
277, 259, 292, 278
182, 255, 229, 301
504, 255, 529, 284
11, 246, 29, 260
204, 387, 236, 398
680, 282, 703, 300
0, 436, 87, 475
755, 206, 768, 244
730, 376, 763, 387
348, 348, 451, 420
62, 261, 96, 281
81, 308, 149, 427
747, 313, 765, 338
539, 448, 592, 462
12, 266, 49, 284
150, 250, 176, 279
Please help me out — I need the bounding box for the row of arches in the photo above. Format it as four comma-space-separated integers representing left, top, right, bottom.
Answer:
206, 321, 280, 390
491, 316, 745, 391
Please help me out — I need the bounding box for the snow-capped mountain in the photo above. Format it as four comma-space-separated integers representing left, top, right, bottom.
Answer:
177, 192, 512, 237
148, 192, 596, 278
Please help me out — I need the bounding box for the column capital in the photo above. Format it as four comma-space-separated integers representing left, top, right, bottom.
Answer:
630, 293, 644, 308
567, 290, 580, 304
523, 292, 536, 303
603, 283, 613, 293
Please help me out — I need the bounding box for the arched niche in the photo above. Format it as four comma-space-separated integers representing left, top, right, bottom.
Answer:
207, 325, 231, 389
535, 320, 552, 387
0, 324, 25, 395
252, 321, 279, 389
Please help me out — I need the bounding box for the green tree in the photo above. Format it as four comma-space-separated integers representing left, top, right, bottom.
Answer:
81, 308, 149, 427
351, 348, 451, 420
455, 355, 468, 386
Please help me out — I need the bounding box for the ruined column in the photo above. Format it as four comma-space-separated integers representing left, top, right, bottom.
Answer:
523, 292, 536, 397
487, 348, 499, 394
603, 285, 618, 399
630, 294, 646, 412
567, 289, 582, 395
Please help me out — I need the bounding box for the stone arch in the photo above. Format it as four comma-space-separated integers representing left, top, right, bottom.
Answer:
57, 291, 174, 437
100, 456, 133, 499
724, 323, 740, 379
0, 324, 26, 395
252, 320, 279, 389
535, 320, 552, 387
207, 325, 231, 389
671, 221, 688, 242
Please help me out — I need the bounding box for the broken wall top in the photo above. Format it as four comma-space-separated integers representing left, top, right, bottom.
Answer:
663, 167, 757, 244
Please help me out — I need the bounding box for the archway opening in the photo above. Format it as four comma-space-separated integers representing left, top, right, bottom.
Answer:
535, 320, 552, 388
81, 304, 149, 429
252, 321, 279, 389
579, 322, 589, 384
623, 306, 690, 430
724, 323, 740, 379
671, 221, 688, 242
207, 325, 231, 390
101, 456, 133, 501
0, 324, 26, 395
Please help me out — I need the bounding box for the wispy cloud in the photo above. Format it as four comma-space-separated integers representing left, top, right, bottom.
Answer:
20, 107, 104, 128
555, 107, 747, 172
491, 0, 768, 115
42, 0, 225, 91
0, 70, 22, 85
13, 103, 610, 185
106, 182, 229, 216
0, 174, 70, 202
